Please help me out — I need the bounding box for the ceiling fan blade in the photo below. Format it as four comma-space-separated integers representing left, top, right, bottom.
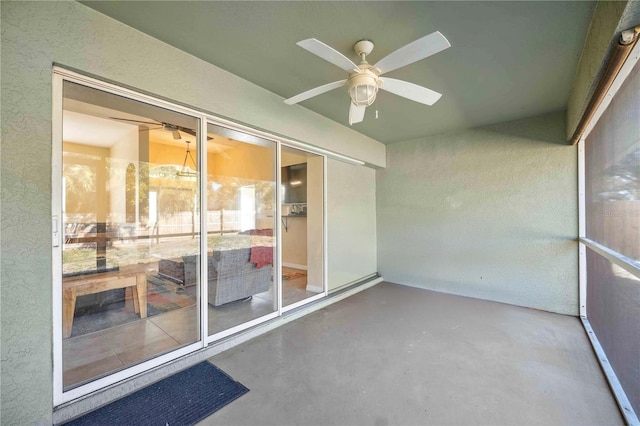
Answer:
284, 79, 347, 105
373, 31, 451, 75
349, 102, 366, 125
171, 130, 181, 140
297, 39, 359, 72
176, 126, 213, 141
110, 117, 162, 126
380, 78, 442, 106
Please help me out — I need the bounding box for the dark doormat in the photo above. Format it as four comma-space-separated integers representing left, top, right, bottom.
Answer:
64, 362, 248, 425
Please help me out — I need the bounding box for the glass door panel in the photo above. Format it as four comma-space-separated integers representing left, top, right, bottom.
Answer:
206, 123, 277, 336
281, 146, 324, 308
61, 81, 201, 389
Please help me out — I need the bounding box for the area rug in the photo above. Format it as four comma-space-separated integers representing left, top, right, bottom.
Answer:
282, 267, 307, 281
65, 361, 248, 425
71, 275, 196, 337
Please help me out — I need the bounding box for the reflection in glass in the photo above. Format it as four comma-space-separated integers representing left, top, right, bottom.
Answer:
61, 82, 200, 389
206, 124, 278, 336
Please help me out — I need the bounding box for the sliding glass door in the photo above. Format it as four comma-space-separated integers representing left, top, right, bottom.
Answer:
60, 81, 201, 389
54, 71, 328, 402
281, 146, 325, 309
205, 123, 278, 337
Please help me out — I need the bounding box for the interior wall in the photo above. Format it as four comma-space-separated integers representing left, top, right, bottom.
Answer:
109, 130, 140, 223
327, 159, 377, 290
306, 155, 324, 291
281, 150, 308, 267
211, 143, 273, 181
0, 2, 384, 423
150, 143, 191, 168
282, 217, 308, 267
377, 111, 579, 315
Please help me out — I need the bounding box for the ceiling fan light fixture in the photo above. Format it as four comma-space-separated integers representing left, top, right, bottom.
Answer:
348, 72, 378, 107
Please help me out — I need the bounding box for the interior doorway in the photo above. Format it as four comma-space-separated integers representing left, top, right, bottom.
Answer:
281, 146, 325, 309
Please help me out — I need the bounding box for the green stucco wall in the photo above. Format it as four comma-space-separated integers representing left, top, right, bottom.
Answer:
0, 1, 383, 423
327, 159, 377, 290
377, 111, 579, 315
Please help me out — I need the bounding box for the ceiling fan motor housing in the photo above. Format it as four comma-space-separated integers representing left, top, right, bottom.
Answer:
354, 39, 374, 58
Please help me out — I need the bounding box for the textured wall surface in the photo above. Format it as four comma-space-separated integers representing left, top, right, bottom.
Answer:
327, 159, 377, 290
0, 2, 383, 423
377, 111, 579, 315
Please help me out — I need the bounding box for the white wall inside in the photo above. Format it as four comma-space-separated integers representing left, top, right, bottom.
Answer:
306, 155, 324, 291
109, 129, 141, 223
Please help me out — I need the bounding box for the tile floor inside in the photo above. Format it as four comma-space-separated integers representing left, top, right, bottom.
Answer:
63, 268, 315, 389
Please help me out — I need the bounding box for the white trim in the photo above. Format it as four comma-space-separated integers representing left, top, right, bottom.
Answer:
281, 292, 326, 312
322, 153, 328, 296
580, 237, 640, 279
305, 285, 324, 293
276, 141, 283, 315
206, 311, 280, 343
578, 139, 587, 317
52, 73, 65, 407
581, 318, 640, 425
281, 138, 364, 166
282, 262, 307, 270
582, 40, 640, 140
199, 117, 208, 342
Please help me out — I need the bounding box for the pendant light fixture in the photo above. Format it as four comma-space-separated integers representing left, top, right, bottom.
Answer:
177, 140, 197, 178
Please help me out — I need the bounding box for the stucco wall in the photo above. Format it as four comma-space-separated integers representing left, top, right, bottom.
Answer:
327, 159, 377, 290
377, 111, 578, 315
0, 2, 383, 423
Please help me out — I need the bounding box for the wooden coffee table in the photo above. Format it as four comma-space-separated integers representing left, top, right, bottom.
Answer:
62, 263, 157, 338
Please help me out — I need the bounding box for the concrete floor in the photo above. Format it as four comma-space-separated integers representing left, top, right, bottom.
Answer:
203, 282, 623, 425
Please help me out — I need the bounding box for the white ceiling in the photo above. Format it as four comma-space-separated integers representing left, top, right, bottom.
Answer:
82, 1, 596, 144
63, 110, 138, 148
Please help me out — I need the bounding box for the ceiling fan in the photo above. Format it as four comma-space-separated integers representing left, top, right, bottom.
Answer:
284, 32, 451, 125
109, 117, 200, 140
